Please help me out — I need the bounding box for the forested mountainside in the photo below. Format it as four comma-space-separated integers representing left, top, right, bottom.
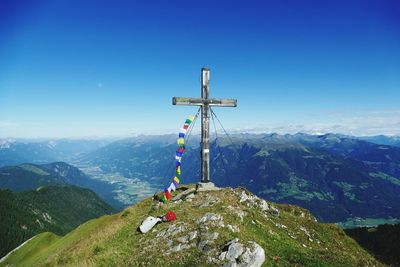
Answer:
0, 185, 115, 258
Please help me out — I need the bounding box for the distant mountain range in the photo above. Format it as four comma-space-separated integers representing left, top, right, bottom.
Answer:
77, 133, 400, 223
358, 135, 400, 148
0, 139, 112, 167
1, 133, 400, 223
0, 185, 115, 258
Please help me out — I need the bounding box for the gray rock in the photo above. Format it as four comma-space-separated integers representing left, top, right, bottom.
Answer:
176, 236, 189, 243
239, 241, 265, 267
300, 226, 311, 237
219, 251, 227, 260
226, 241, 245, 261
259, 200, 270, 211
198, 240, 209, 250
166, 239, 173, 247
156, 223, 186, 238
220, 239, 265, 267
227, 224, 240, 233
180, 244, 191, 250
199, 195, 221, 208
227, 206, 247, 222
203, 232, 219, 240
186, 193, 195, 199
171, 188, 196, 202
227, 238, 240, 245
197, 213, 222, 224
270, 206, 280, 216
170, 244, 181, 252
239, 191, 249, 202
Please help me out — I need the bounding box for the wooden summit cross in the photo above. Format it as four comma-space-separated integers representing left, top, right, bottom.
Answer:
172, 68, 237, 187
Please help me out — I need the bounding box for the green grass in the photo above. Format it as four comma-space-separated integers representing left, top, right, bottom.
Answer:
1, 232, 60, 267
1, 186, 385, 267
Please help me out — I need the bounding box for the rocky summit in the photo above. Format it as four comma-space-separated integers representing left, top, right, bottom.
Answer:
1, 186, 383, 266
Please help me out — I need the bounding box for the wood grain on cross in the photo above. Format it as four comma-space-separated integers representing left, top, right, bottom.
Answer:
172, 68, 237, 184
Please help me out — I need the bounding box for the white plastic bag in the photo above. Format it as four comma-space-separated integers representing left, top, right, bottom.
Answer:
139, 216, 162, 233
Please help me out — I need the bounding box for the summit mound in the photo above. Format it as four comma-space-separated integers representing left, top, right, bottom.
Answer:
1, 187, 383, 266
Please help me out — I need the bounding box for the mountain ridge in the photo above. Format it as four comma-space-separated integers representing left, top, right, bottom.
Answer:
0, 162, 123, 209
0, 186, 384, 266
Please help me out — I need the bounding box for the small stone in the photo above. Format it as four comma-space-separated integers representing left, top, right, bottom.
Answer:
199, 195, 221, 208
275, 223, 287, 229
227, 206, 246, 222
300, 226, 311, 237
176, 236, 189, 243
197, 213, 222, 224
239, 191, 249, 202
186, 193, 195, 199
268, 229, 276, 236
288, 233, 297, 239
227, 224, 240, 233
180, 244, 191, 250
259, 200, 270, 211
188, 231, 198, 241
270, 206, 280, 216
227, 238, 239, 245
198, 240, 209, 250
170, 244, 181, 252
207, 232, 219, 240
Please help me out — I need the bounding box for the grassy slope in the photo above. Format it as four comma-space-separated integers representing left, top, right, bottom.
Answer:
1, 186, 383, 267
0, 185, 116, 258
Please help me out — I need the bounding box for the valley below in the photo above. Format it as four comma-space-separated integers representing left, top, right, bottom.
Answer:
73, 162, 163, 207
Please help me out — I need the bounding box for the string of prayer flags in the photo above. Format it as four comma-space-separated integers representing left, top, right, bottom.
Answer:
161, 115, 195, 203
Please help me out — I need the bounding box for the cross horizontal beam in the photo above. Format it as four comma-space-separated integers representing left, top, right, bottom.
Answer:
172, 97, 237, 107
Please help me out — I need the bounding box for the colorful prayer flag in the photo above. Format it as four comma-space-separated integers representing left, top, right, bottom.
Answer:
174, 176, 180, 184
161, 115, 195, 203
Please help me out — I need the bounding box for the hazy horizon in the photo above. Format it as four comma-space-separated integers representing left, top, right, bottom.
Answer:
1, 128, 400, 141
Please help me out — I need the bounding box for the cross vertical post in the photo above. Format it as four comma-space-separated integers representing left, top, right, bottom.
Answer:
201, 68, 210, 183
172, 68, 237, 187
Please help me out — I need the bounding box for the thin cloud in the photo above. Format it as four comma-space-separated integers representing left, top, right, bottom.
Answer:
0, 122, 20, 128
231, 109, 400, 136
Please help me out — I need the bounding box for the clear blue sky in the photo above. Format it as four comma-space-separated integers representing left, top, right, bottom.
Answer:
1, 0, 399, 138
